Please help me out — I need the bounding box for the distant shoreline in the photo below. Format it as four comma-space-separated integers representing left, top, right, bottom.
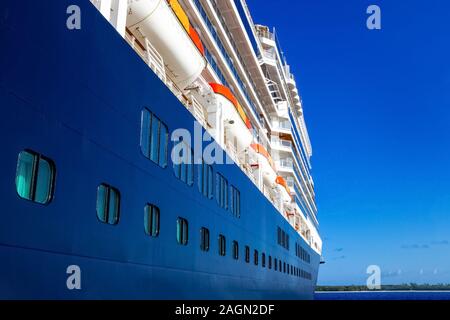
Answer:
316, 290, 450, 293
316, 284, 450, 292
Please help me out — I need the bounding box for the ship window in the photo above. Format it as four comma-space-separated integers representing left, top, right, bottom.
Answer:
198, 160, 214, 199
177, 217, 189, 245
230, 185, 240, 218
254, 250, 258, 266
268, 256, 272, 269
15, 150, 55, 205
218, 234, 226, 256
144, 204, 160, 237
283, 262, 286, 273
277, 227, 281, 245
96, 184, 120, 225
279, 260, 282, 272
274, 258, 278, 271
216, 173, 228, 210
200, 227, 210, 252
140, 109, 168, 168
173, 142, 194, 186
232, 241, 239, 260
262, 253, 266, 268
245, 246, 250, 263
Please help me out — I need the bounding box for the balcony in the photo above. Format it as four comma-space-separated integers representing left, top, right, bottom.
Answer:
271, 138, 292, 151
277, 158, 294, 171
271, 119, 291, 132
255, 24, 275, 41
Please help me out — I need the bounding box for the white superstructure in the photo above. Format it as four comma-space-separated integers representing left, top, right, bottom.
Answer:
91, 0, 322, 254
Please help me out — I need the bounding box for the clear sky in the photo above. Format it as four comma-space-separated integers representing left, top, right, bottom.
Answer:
247, 0, 450, 285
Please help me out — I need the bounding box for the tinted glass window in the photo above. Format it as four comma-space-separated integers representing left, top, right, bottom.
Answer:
96, 184, 120, 225
177, 217, 189, 245
141, 109, 168, 167
16, 150, 55, 204
144, 204, 160, 237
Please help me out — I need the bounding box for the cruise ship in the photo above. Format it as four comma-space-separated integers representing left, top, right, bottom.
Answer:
0, 0, 322, 299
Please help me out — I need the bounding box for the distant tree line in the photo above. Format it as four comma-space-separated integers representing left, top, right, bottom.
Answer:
316, 283, 450, 291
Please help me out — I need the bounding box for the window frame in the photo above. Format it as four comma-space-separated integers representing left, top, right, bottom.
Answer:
173, 141, 194, 186
200, 227, 210, 252
15, 150, 56, 205
218, 234, 226, 256
198, 160, 214, 199
216, 172, 229, 210
140, 108, 169, 168
232, 240, 239, 260
177, 217, 189, 246
245, 246, 250, 263
230, 185, 240, 218
144, 203, 160, 237
96, 183, 121, 225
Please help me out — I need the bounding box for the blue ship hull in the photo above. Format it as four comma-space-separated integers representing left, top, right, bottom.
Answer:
0, 0, 320, 299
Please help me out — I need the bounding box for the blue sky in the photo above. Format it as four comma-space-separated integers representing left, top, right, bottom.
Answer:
247, 0, 450, 285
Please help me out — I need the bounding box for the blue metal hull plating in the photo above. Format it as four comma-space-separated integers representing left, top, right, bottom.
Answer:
0, 0, 320, 299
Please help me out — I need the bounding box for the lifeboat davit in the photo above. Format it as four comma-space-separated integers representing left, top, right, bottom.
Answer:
251, 143, 277, 184
275, 176, 292, 202
127, 0, 207, 90
210, 83, 253, 149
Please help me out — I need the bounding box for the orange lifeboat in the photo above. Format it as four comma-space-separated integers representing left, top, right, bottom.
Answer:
276, 176, 292, 202
210, 83, 253, 149
251, 143, 277, 184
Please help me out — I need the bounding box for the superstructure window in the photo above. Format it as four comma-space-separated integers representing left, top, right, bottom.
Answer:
177, 217, 189, 245
140, 108, 168, 167
200, 227, 210, 252
144, 204, 160, 237
216, 173, 228, 210
274, 258, 278, 271
198, 160, 214, 199
254, 250, 259, 266
173, 142, 194, 186
218, 234, 226, 256
262, 253, 266, 268
268, 256, 272, 269
96, 184, 120, 225
245, 246, 250, 263
230, 185, 240, 218
15, 150, 55, 205
277, 227, 289, 250
232, 241, 239, 260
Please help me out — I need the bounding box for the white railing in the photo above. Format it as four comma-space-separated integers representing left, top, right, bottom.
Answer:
125, 33, 166, 82
278, 159, 293, 169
